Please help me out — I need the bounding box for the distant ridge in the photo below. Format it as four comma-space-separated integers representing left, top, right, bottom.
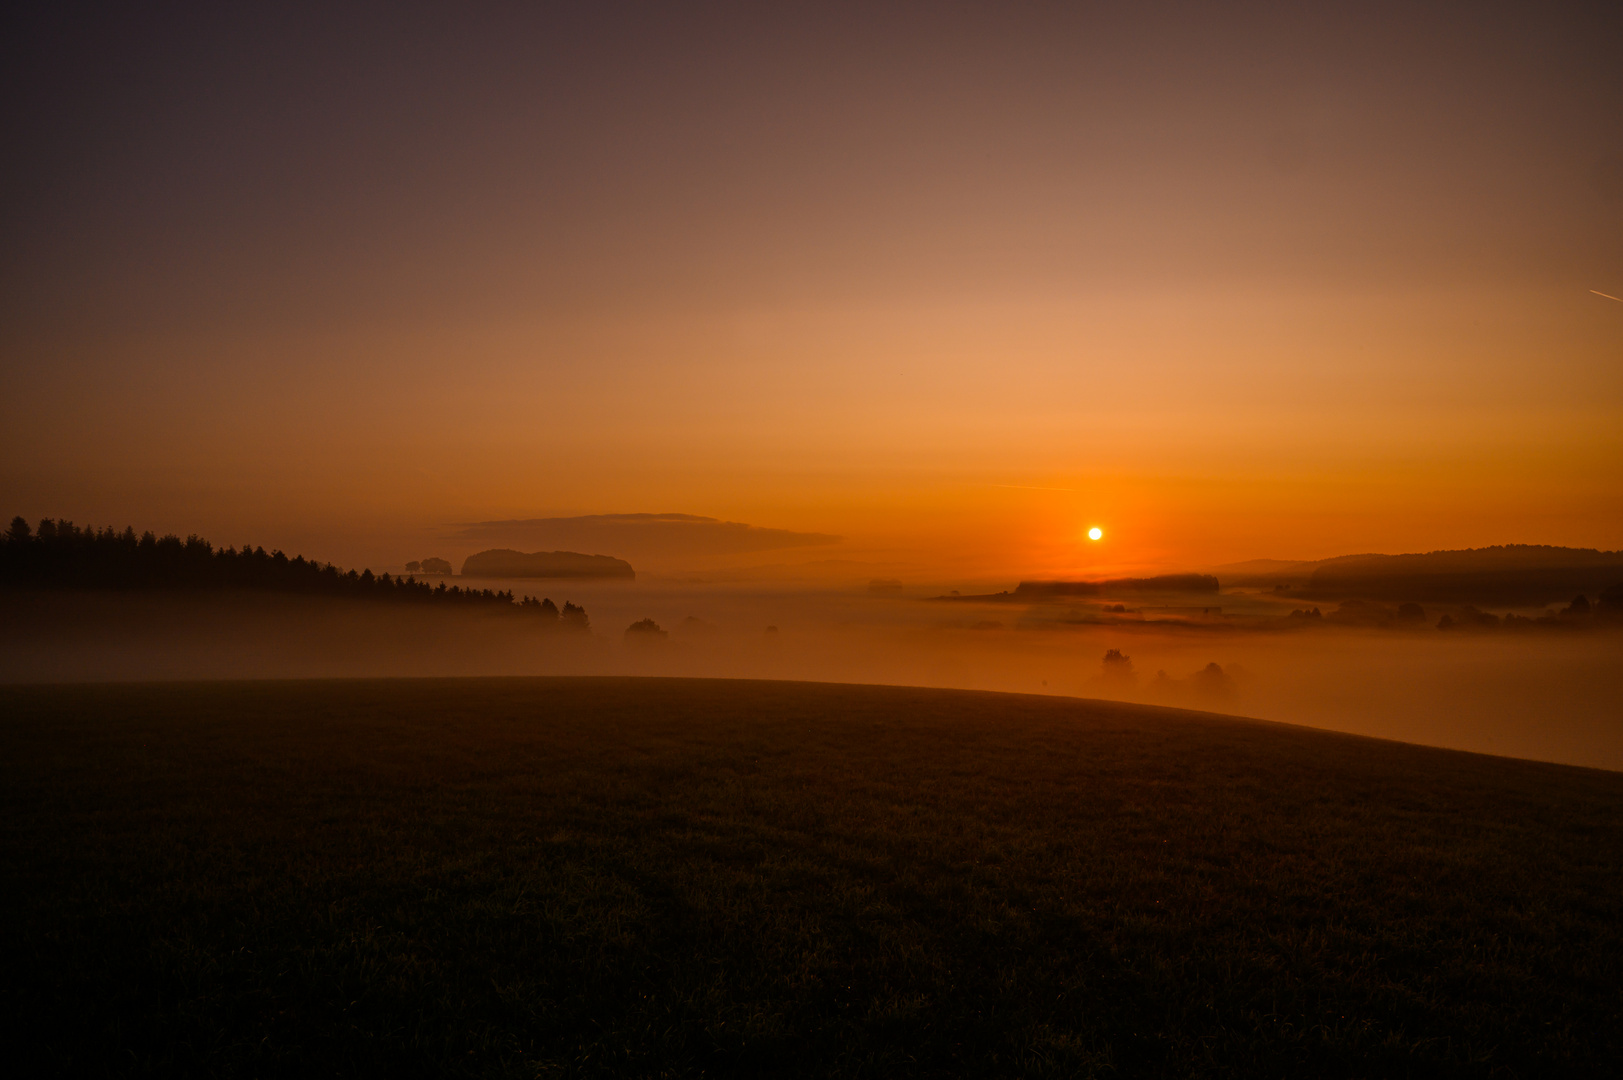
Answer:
461, 549, 635, 580
1223, 545, 1623, 605
1015, 574, 1219, 597
934, 574, 1218, 602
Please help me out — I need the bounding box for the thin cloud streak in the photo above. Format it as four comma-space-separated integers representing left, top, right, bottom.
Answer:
987, 485, 1080, 493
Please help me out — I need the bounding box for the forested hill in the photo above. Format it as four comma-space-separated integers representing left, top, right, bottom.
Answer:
1219, 544, 1623, 606
0, 517, 590, 629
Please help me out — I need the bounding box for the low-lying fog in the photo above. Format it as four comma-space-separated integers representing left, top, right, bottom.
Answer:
3, 579, 1619, 771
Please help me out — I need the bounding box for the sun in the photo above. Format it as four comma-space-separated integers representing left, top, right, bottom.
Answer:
1088, 527, 1103, 541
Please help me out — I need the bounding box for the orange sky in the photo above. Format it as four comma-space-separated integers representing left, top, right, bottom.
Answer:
3, 4, 1620, 578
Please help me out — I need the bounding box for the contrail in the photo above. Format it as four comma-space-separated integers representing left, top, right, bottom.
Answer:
1592, 290, 1623, 303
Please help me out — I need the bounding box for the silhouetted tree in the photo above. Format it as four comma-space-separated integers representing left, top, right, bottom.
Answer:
1190, 662, 1236, 701
1455, 606, 1500, 628
561, 602, 589, 631
1091, 648, 1136, 693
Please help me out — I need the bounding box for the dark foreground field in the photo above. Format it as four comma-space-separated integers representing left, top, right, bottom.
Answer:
2, 679, 1619, 1077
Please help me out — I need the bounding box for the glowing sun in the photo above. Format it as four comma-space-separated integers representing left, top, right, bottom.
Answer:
1088, 527, 1103, 541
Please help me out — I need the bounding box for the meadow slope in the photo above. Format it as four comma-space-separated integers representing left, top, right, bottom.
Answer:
2, 677, 1619, 1077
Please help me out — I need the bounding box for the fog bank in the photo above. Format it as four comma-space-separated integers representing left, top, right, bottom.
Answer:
2, 582, 1618, 771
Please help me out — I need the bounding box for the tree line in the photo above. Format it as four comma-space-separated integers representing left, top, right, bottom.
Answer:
1, 517, 588, 629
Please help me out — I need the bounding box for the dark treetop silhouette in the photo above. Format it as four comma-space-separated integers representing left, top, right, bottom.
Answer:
0, 517, 588, 629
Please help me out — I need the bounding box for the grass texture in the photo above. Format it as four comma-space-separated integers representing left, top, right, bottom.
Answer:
2, 677, 1619, 1077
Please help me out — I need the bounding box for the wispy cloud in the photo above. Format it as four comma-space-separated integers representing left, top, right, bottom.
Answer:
448, 514, 840, 563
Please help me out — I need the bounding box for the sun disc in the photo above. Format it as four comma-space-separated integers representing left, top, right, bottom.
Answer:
1088, 527, 1103, 541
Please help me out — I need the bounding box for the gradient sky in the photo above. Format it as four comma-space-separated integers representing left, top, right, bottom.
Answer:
3, 2, 1620, 576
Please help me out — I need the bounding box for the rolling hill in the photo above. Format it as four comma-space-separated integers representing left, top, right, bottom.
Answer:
2, 677, 1618, 1076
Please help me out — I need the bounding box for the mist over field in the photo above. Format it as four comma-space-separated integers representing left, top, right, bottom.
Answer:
6, 575, 1617, 770
7, 7, 1623, 1073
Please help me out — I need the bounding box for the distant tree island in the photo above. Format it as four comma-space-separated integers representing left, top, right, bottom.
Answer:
1, 517, 590, 630
404, 558, 453, 575
461, 549, 635, 580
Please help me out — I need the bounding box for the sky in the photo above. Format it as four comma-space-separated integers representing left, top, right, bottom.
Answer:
3, 1, 1620, 578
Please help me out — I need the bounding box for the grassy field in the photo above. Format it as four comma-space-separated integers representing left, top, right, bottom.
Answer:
2, 678, 1619, 1077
